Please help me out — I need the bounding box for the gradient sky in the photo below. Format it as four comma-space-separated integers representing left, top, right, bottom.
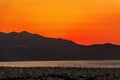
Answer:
0, 0, 120, 45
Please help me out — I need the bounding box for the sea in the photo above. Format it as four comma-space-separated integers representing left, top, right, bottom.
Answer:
0, 60, 120, 68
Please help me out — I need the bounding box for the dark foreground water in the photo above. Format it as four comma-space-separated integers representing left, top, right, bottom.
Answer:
0, 60, 120, 68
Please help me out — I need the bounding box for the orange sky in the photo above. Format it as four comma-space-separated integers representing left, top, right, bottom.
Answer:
0, 0, 120, 45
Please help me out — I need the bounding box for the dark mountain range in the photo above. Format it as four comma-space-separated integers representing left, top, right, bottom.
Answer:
0, 31, 120, 61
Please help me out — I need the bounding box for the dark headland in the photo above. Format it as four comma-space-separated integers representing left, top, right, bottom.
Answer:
0, 31, 120, 61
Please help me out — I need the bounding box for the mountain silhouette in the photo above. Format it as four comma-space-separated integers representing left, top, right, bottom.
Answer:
0, 31, 120, 61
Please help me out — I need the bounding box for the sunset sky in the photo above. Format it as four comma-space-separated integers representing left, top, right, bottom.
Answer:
0, 0, 120, 45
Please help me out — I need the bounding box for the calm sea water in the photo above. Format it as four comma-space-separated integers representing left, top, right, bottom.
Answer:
0, 60, 120, 68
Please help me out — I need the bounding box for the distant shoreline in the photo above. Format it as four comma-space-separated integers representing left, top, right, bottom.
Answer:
1, 59, 120, 62
0, 60, 120, 68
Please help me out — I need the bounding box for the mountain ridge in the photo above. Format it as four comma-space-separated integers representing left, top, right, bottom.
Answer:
0, 31, 120, 61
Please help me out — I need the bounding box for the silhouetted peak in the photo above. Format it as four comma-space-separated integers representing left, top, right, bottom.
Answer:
104, 43, 120, 47
90, 43, 120, 47
8, 32, 18, 35
20, 31, 31, 35
104, 43, 115, 45
57, 38, 63, 40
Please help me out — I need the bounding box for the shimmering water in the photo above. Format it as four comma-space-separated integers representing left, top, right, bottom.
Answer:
0, 60, 120, 68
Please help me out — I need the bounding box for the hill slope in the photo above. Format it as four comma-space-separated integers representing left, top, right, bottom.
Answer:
0, 31, 120, 61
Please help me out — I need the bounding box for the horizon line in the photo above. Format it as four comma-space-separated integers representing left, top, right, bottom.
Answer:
0, 30, 119, 46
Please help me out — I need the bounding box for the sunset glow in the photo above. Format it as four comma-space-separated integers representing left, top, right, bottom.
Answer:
0, 0, 120, 45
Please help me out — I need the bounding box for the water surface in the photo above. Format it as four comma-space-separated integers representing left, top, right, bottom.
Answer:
0, 60, 120, 68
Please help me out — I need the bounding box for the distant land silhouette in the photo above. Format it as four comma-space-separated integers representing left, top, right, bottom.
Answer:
0, 31, 120, 61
